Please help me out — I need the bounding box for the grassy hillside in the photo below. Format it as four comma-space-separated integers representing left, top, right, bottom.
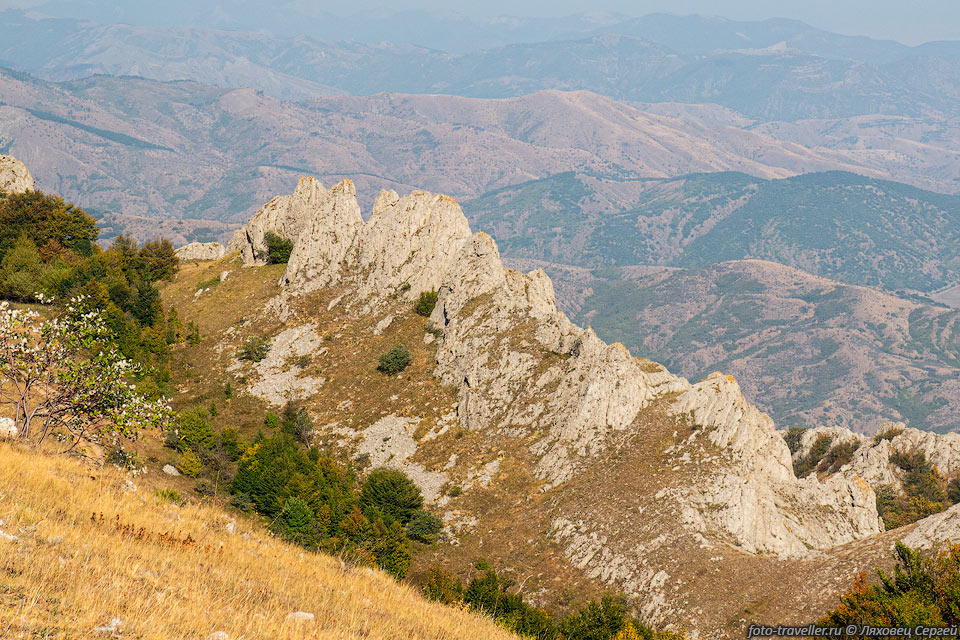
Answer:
0, 442, 518, 640
465, 171, 960, 292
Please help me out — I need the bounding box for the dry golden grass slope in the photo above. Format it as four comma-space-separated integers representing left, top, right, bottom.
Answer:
0, 443, 519, 640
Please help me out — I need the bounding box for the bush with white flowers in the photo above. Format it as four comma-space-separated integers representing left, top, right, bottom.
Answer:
0, 297, 170, 450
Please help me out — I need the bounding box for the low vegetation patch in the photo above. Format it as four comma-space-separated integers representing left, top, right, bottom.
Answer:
378, 344, 412, 374
415, 290, 439, 317
877, 449, 952, 529
238, 336, 271, 362
822, 542, 960, 629
424, 565, 685, 639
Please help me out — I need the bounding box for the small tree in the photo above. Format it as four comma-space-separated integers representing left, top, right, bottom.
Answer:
360, 467, 424, 525
263, 232, 293, 265
238, 336, 271, 362
0, 298, 170, 449
414, 290, 438, 317
377, 344, 411, 374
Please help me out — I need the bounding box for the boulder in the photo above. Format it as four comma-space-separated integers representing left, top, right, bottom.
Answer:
0, 155, 34, 194
0, 417, 16, 439
175, 242, 225, 261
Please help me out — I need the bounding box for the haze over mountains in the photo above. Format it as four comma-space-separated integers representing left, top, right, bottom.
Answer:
3, 9, 960, 120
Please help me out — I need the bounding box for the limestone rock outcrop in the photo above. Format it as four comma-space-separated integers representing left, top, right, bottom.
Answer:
0, 154, 34, 194
175, 242, 226, 261
228, 176, 330, 265
903, 502, 960, 550
671, 373, 882, 556
231, 175, 888, 562
794, 422, 960, 493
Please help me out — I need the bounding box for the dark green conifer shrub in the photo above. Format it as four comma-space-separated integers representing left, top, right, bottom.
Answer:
360, 467, 424, 525
263, 231, 293, 264
377, 344, 411, 374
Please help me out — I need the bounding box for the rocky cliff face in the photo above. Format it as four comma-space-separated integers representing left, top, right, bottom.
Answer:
0, 154, 34, 194
795, 423, 960, 536
199, 176, 960, 637
228, 177, 885, 559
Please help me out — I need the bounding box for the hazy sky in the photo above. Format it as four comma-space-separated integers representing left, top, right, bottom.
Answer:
4, 0, 958, 44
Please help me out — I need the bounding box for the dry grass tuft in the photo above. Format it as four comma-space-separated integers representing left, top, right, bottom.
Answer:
0, 443, 519, 640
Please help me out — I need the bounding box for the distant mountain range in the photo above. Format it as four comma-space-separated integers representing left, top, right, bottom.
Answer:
3, 10, 960, 120
463, 171, 960, 292
8, 68, 960, 232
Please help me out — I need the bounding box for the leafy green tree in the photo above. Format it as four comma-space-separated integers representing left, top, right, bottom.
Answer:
0, 234, 44, 301
138, 238, 179, 282
360, 467, 424, 525
0, 190, 98, 261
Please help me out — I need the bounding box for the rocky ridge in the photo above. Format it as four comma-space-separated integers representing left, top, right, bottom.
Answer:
227, 177, 884, 559
174, 176, 960, 637
796, 423, 960, 498
0, 154, 34, 194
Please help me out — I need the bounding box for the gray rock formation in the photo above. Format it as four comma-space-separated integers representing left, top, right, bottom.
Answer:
175, 242, 225, 261
231, 175, 885, 559
0, 155, 34, 194
903, 502, 960, 550
228, 176, 330, 265
672, 373, 881, 555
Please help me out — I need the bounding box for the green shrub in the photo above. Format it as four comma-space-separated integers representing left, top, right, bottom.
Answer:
377, 344, 411, 374
153, 488, 183, 505
281, 402, 313, 446
360, 467, 423, 526
177, 450, 203, 478
875, 425, 905, 443
263, 231, 293, 264
783, 426, 807, 455
406, 511, 444, 543
273, 496, 320, 547
238, 336, 271, 362
818, 439, 859, 474
822, 542, 960, 627
423, 567, 463, 605
877, 450, 949, 529
446, 485, 463, 497
264, 412, 279, 430
948, 477, 960, 504
414, 290, 438, 317
793, 433, 833, 477
176, 407, 216, 452
225, 381, 233, 399
194, 480, 215, 496
218, 427, 248, 462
